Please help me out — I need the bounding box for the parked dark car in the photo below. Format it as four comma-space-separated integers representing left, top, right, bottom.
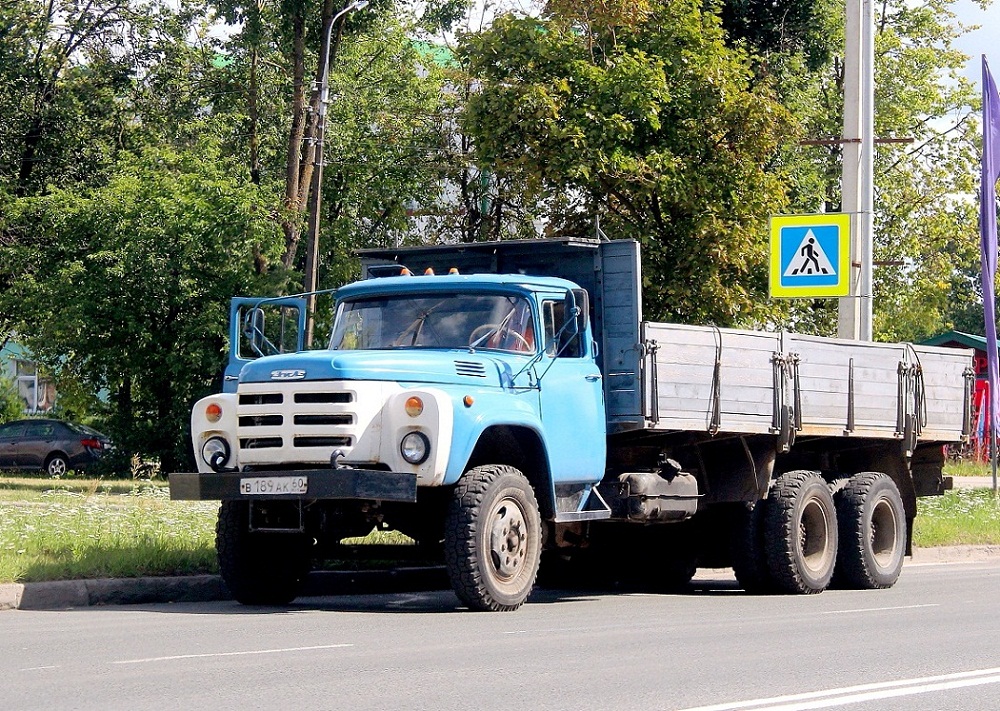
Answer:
0, 419, 112, 476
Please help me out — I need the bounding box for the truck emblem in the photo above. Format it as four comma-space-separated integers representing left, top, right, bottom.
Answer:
270, 369, 306, 380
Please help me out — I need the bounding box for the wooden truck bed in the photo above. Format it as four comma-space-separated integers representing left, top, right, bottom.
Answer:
641, 322, 972, 444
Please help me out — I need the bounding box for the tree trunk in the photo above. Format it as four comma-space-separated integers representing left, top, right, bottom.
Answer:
281, 0, 345, 272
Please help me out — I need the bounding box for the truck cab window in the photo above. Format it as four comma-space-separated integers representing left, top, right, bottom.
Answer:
542, 300, 583, 358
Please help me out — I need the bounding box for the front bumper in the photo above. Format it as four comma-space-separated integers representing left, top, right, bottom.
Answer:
169, 469, 417, 502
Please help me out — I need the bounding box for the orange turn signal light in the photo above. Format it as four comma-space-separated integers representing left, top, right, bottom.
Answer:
206, 403, 223, 423
463, 395, 474, 408
405, 396, 424, 417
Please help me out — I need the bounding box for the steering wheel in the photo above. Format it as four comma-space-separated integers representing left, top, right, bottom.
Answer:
469, 324, 530, 350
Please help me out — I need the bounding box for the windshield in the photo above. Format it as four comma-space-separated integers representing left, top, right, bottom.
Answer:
329, 293, 536, 353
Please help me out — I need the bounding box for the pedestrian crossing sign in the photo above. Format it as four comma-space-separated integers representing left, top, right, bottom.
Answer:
769, 213, 851, 298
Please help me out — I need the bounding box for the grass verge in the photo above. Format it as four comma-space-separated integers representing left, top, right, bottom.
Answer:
1, 472, 998, 584
913, 488, 1000, 547
1, 476, 217, 584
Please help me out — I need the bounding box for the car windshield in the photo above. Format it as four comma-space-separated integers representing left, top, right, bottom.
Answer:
329, 293, 536, 353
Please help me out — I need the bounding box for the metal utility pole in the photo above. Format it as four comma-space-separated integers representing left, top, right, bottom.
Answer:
838, 0, 875, 341
303, 0, 368, 348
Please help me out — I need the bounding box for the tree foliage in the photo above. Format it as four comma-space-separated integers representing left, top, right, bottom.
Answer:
459, 1, 797, 325
0, 142, 283, 469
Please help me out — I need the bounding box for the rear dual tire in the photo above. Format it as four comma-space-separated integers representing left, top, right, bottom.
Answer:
736, 470, 906, 595
834, 472, 905, 589
764, 470, 838, 594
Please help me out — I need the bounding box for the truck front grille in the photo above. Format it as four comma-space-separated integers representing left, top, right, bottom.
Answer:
294, 392, 352, 404
236, 381, 364, 465
240, 393, 282, 405
240, 437, 282, 449
239, 415, 283, 427
294, 436, 352, 448
294, 414, 352, 426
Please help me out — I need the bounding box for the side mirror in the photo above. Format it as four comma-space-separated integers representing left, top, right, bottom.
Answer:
562, 291, 580, 337
572, 288, 590, 333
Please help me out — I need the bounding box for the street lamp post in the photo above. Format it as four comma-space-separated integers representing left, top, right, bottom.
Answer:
838, 0, 875, 341
303, 0, 368, 348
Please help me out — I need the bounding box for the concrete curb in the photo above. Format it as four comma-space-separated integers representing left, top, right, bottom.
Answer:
2, 548, 998, 611
0, 567, 450, 611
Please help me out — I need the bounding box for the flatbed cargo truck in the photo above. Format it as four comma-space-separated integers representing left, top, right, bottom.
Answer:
170, 238, 973, 610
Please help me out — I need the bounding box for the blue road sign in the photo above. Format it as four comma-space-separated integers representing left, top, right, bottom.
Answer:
770, 214, 851, 298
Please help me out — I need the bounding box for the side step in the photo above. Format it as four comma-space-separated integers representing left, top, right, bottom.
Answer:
553, 485, 612, 523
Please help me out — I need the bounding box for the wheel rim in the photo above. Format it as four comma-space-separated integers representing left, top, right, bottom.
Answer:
799, 497, 833, 575
48, 458, 66, 477
870, 496, 899, 568
487, 496, 529, 583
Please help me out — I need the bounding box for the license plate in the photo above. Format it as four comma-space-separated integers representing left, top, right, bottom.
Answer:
239, 476, 308, 496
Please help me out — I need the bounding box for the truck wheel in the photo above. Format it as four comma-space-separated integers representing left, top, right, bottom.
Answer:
731, 501, 775, 594
763, 470, 837, 594
216, 501, 311, 605
444, 464, 542, 611
834, 472, 905, 589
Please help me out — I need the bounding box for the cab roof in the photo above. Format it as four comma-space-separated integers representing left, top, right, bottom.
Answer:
336, 272, 580, 300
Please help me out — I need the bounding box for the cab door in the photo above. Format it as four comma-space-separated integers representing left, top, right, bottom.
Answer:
224, 297, 307, 393
536, 293, 606, 484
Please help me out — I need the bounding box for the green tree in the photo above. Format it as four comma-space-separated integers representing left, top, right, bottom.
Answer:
459, 1, 796, 326
0, 141, 284, 469
867, 0, 983, 342
0, 0, 172, 197
718, 0, 987, 340
0, 375, 23, 424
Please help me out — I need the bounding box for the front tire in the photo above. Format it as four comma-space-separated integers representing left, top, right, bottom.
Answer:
444, 465, 542, 611
216, 501, 312, 605
764, 470, 838, 594
834, 472, 906, 589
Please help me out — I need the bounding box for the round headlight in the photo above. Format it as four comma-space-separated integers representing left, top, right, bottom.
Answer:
201, 437, 231, 470
400, 431, 430, 465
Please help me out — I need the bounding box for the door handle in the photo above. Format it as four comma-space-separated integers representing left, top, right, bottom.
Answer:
585, 374, 602, 382
224, 375, 239, 381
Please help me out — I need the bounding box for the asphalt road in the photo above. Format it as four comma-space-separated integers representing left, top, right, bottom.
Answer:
3, 559, 999, 711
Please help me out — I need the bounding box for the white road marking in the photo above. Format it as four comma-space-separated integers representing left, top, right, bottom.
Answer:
19, 666, 58, 672
675, 667, 1000, 711
821, 603, 939, 615
114, 643, 353, 665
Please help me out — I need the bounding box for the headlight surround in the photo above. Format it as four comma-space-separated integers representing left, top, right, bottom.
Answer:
201, 437, 231, 470
400, 431, 430, 465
